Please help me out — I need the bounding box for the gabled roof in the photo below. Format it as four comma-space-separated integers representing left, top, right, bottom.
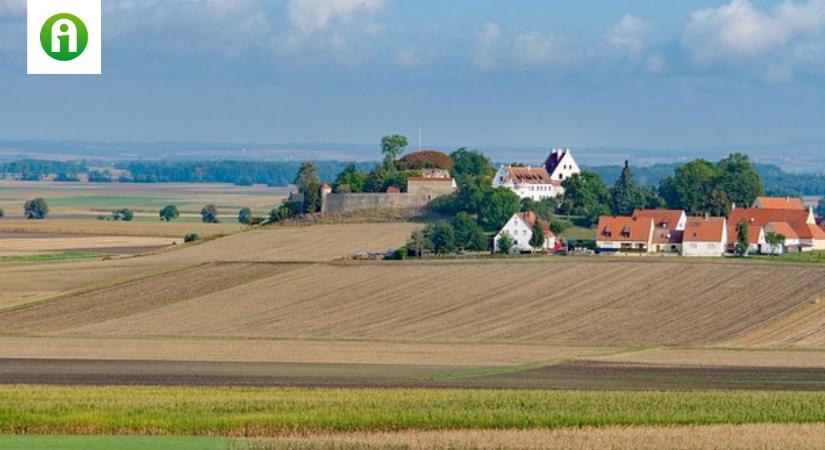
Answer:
596, 216, 653, 242
766, 222, 798, 240
501, 166, 559, 185
754, 197, 805, 210
684, 217, 726, 243
729, 208, 811, 229
632, 210, 685, 244
794, 223, 825, 240
515, 212, 555, 238
544, 149, 574, 175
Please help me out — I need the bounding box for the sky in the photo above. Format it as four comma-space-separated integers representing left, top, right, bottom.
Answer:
1, 0, 825, 151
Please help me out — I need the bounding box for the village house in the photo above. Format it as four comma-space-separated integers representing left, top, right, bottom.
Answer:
683, 217, 728, 257
632, 209, 686, 254
595, 215, 654, 254
494, 211, 556, 254
728, 198, 825, 252
492, 149, 581, 201
764, 222, 801, 255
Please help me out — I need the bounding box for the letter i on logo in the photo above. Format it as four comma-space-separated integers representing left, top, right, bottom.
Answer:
27, 0, 101, 75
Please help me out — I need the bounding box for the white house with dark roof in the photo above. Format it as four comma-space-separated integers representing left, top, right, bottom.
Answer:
492, 149, 581, 201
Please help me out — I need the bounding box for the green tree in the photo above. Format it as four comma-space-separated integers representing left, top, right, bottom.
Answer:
451, 212, 487, 251
520, 198, 555, 222
479, 188, 521, 230
159, 205, 179, 222
423, 220, 456, 255
364, 165, 410, 193
112, 208, 133, 221
610, 161, 644, 216
496, 231, 514, 254
380, 135, 408, 166
238, 207, 252, 225
406, 230, 431, 258
333, 163, 369, 193
765, 231, 786, 258
559, 172, 610, 224
659, 159, 717, 215
201, 204, 220, 224
270, 205, 295, 223
640, 186, 666, 209
0, 208, 4, 218
550, 217, 572, 235
450, 148, 494, 181
715, 153, 764, 208
529, 221, 546, 251
24, 198, 48, 220
294, 162, 322, 213
735, 221, 750, 256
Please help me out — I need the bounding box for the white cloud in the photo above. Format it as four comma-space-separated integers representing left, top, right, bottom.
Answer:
395, 47, 435, 69
683, 0, 825, 66
607, 14, 652, 63
0, 0, 24, 16
286, 0, 386, 35
645, 54, 667, 74
472, 22, 502, 70
512, 31, 566, 66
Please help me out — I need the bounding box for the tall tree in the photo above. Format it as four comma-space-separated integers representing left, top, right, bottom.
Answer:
423, 220, 456, 255
380, 135, 408, 166
201, 204, 220, 223
529, 221, 546, 252
294, 162, 322, 213
659, 159, 717, 215
715, 153, 764, 208
238, 207, 252, 225
450, 148, 494, 181
735, 221, 750, 256
159, 205, 179, 222
560, 171, 610, 224
333, 163, 368, 193
496, 231, 514, 254
610, 161, 643, 216
479, 188, 521, 230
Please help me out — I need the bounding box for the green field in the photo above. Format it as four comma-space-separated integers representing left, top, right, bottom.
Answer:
3, 385, 825, 436
0, 252, 103, 264
46, 196, 186, 209
0, 435, 233, 450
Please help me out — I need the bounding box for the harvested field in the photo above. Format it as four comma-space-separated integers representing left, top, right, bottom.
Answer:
0, 219, 242, 238
0, 263, 294, 334
0, 235, 180, 254
251, 424, 825, 450
152, 222, 422, 263
592, 347, 825, 368
728, 300, 825, 348
0, 337, 608, 366
7, 260, 822, 347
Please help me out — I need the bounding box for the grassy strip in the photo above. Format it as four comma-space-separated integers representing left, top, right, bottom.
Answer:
3, 386, 825, 435
0, 435, 233, 450
0, 252, 102, 264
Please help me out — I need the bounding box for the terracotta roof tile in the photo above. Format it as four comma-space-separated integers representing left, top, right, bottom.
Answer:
596, 216, 653, 242
765, 222, 798, 240
503, 167, 554, 185
684, 217, 726, 243
755, 197, 805, 210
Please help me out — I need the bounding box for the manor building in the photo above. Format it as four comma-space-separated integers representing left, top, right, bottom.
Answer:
492, 148, 581, 201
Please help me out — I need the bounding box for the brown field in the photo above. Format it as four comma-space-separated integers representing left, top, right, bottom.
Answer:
5, 260, 821, 347
0, 218, 243, 238
250, 424, 825, 450
0, 234, 181, 255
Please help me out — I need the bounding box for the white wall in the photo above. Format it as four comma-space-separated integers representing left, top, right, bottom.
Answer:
683, 241, 726, 257
495, 215, 555, 253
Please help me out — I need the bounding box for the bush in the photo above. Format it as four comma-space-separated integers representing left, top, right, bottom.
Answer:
0, 208, 4, 218
248, 216, 265, 226
112, 208, 134, 222
399, 151, 454, 170
159, 205, 179, 222
269, 205, 295, 223
24, 198, 49, 220
238, 207, 252, 225
184, 233, 200, 243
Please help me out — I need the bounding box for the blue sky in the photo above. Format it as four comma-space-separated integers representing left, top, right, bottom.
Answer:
1, 0, 825, 150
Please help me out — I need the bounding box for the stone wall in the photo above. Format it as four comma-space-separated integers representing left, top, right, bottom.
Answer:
321, 193, 429, 214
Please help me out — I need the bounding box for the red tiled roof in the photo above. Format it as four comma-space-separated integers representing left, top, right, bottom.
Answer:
516, 212, 555, 238
596, 216, 653, 242
794, 223, 825, 240
684, 217, 726, 243
633, 209, 684, 243
765, 222, 798, 240
754, 197, 805, 210
502, 166, 556, 185
386, 186, 401, 193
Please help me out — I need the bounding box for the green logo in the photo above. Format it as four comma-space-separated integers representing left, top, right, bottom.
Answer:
40, 13, 89, 61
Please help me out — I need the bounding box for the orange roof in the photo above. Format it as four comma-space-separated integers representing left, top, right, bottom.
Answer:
386, 186, 401, 193
729, 208, 810, 229
747, 225, 763, 245
684, 217, 726, 243
794, 223, 825, 240
633, 209, 684, 243
596, 216, 653, 242
502, 166, 559, 185
516, 212, 554, 238
766, 222, 798, 240
754, 197, 804, 210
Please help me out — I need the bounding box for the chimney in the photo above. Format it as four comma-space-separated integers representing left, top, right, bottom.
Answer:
731, 202, 736, 211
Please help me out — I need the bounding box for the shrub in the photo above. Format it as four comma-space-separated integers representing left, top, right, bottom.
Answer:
112, 208, 134, 222
159, 205, 179, 222
0, 208, 4, 218
238, 207, 253, 225
24, 198, 48, 220
201, 204, 220, 223
184, 233, 200, 243
399, 151, 454, 170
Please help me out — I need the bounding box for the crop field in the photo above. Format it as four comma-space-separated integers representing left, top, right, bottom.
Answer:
4, 259, 822, 347
0, 218, 243, 238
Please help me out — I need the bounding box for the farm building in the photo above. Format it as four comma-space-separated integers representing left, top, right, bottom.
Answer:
492, 149, 581, 201
728, 201, 825, 252
632, 209, 686, 254
595, 215, 654, 254
764, 222, 801, 255
683, 217, 728, 257
753, 196, 805, 210
494, 211, 556, 254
